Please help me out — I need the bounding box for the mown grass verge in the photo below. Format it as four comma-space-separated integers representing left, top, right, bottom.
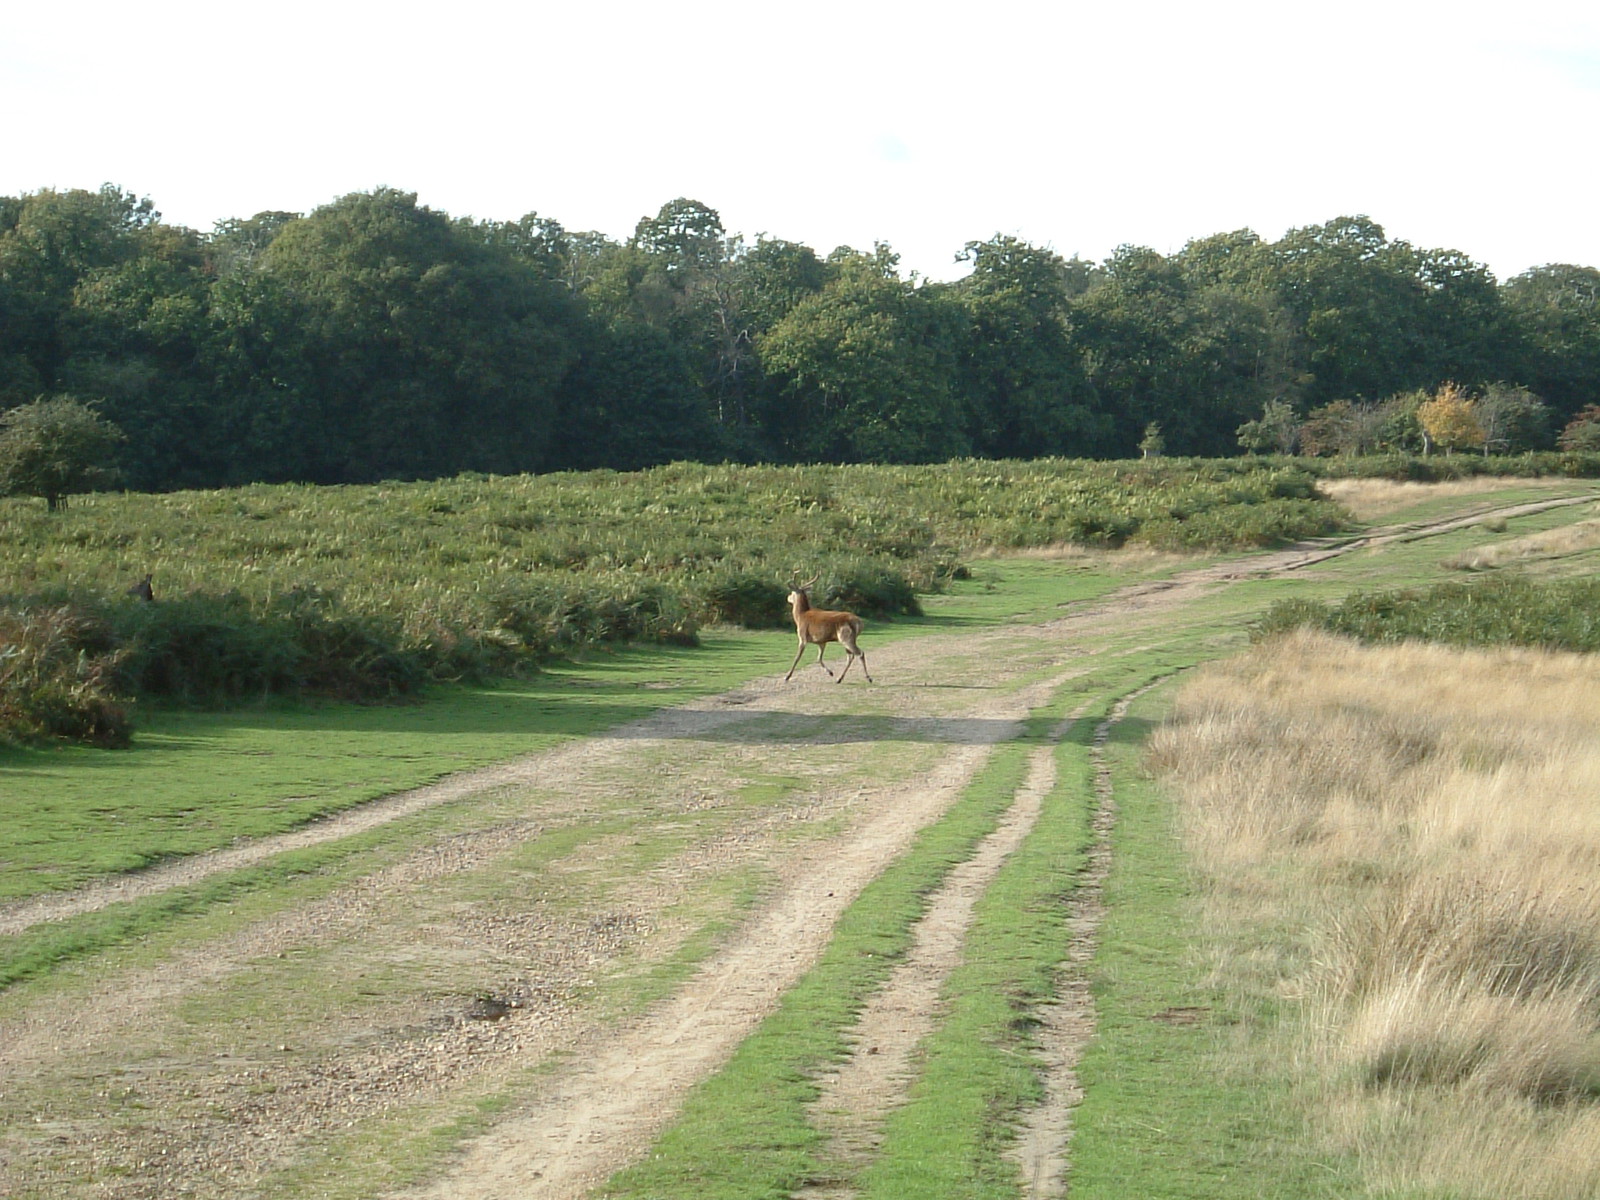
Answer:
0, 835, 375, 992
0, 631, 786, 900
1068, 680, 1356, 1197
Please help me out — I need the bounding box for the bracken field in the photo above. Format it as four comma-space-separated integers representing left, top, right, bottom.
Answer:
1, 456, 1351, 744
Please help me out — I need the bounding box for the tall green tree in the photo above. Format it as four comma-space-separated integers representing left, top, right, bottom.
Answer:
595, 203, 833, 458
758, 246, 968, 463
0, 185, 161, 395
1501, 265, 1600, 424
1073, 246, 1255, 455
708, 238, 830, 450
1070, 245, 1189, 454
624, 200, 748, 441
632, 198, 728, 275
0, 187, 233, 489
1259, 217, 1512, 406
1265, 216, 1419, 405
58, 221, 217, 489
1386, 241, 1513, 388
241, 188, 583, 481
206, 211, 300, 275
953, 235, 1106, 458
551, 322, 719, 470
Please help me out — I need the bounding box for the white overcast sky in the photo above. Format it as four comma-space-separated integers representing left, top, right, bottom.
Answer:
5, 0, 1598, 282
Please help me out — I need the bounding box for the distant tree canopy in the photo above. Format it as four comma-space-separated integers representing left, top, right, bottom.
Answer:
1, 183, 1596, 491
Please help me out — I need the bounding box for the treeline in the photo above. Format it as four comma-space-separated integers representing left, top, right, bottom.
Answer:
2, 184, 1599, 489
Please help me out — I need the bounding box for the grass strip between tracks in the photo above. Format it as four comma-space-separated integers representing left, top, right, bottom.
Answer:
0, 814, 448, 992
853, 699, 1098, 1198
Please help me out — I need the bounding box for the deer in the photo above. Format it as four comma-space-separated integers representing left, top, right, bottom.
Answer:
785, 577, 872, 683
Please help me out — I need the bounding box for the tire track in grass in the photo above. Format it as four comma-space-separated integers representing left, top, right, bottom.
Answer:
808, 679, 1159, 1200
0, 703, 771, 938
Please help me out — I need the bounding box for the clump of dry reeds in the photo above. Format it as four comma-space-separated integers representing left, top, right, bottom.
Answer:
1149, 629, 1600, 1197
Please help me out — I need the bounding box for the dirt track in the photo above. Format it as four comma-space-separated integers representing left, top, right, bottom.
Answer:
2, 493, 1590, 1200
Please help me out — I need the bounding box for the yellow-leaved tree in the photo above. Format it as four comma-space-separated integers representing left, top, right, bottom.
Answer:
1416, 382, 1483, 455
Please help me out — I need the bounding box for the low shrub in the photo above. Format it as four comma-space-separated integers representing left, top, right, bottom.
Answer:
1137, 498, 1345, 550
697, 570, 791, 629
279, 591, 426, 701
0, 455, 1407, 746
110, 589, 429, 705
485, 575, 699, 651
1256, 573, 1600, 654
0, 604, 131, 747
1307, 451, 1600, 483
805, 562, 923, 620
115, 591, 302, 703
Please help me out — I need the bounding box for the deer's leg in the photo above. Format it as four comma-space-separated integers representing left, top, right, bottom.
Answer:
786, 638, 809, 681
814, 643, 836, 677
837, 628, 871, 683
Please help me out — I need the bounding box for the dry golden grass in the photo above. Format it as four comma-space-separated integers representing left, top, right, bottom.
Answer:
1318, 476, 1564, 522
1444, 513, 1600, 572
1149, 630, 1600, 1198
995, 542, 1190, 570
